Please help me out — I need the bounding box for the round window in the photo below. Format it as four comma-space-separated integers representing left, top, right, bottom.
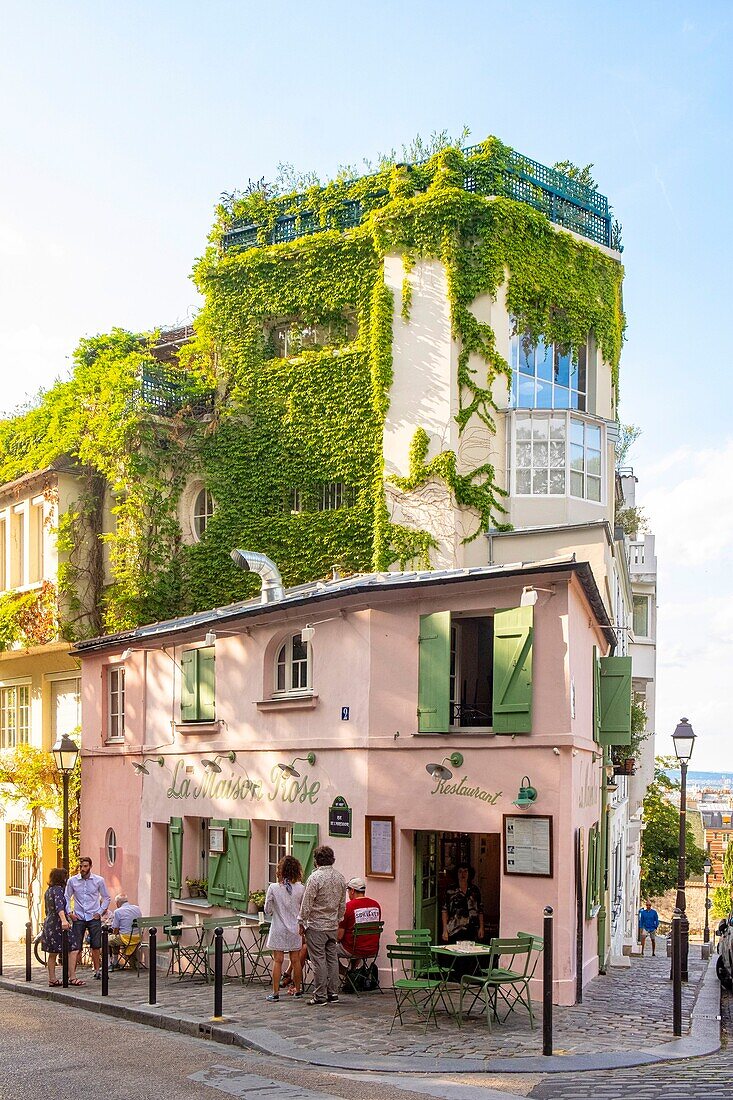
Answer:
105, 827, 117, 866
193, 488, 215, 540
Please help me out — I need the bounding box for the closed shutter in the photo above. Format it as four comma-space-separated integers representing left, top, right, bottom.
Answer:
207, 818, 228, 904
492, 606, 533, 734
417, 612, 450, 732
226, 818, 251, 911
593, 646, 601, 742
598, 656, 632, 746
292, 822, 319, 879
180, 649, 197, 721
198, 647, 216, 721
167, 818, 183, 899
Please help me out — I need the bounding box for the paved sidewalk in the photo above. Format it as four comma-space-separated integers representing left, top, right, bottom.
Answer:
0, 943, 718, 1073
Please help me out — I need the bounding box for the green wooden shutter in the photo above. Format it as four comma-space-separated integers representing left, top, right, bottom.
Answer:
586, 823, 599, 919
598, 656, 632, 746
292, 822, 319, 879
492, 606, 533, 734
167, 818, 183, 899
207, 818, 228, 904
417, 611, 451, 732
593, 646, 601, 743
180, 649, 197, 721
198, 646, 216, 721
226, 818, 251, 911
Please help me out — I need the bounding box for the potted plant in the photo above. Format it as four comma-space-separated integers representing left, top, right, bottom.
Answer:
185, 877, 208, 898
612, 700, 648, 776
248, 888, 267, 914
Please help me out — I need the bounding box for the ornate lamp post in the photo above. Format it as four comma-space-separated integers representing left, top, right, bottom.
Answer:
672, 717, 696, 982
52, 734, 79, 872
703, 856, 712, 945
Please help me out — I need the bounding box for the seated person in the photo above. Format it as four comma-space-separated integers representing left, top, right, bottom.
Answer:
337, 876, 381, 976
108, 892, 142, 970
441, 863, 484, 944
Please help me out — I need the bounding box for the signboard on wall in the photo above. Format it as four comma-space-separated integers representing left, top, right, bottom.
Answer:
503, 815, 553, 877
328, 796, 352, 838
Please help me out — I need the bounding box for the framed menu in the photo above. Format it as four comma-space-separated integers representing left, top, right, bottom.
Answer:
365, 815, 395, 879
503, 815, 553, 878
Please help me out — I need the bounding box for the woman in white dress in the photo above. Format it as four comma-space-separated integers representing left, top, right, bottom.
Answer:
264, 854, 305, 1001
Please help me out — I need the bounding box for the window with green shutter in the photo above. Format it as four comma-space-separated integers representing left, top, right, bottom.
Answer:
180, 646, 216, 722
598, 656, 632, 746
418, 612, 451, 732
492, 606, 533, 735
226, 819, 251, 911
586, 822, 601, 919
207, 818, 228, 903
167, 818, 183, 899
292, 822, 319, 878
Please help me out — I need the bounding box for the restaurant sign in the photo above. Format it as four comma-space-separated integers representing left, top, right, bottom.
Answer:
430, 773, 501, 804
166, 760, 320, 805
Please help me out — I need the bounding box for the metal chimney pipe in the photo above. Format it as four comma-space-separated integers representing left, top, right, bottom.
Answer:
230, 549, 285, 604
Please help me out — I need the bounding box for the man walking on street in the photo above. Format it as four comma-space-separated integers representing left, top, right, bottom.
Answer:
639, 899, 660, 956
298, 845, 346, 1006
65, 856, 111, 984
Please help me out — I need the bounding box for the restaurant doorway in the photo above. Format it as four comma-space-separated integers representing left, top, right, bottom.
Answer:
414, 830, 501, 942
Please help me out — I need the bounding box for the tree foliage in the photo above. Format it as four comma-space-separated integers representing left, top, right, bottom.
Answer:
712, 843, 733, 919
641, 757, 706, 898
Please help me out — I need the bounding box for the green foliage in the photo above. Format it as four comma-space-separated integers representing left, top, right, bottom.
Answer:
0, 582, 58, 651
612, 698, 649, 764
615, 423, 641, 469
553, 161, 598, 191
712, 843, 733, 918
641, 758, 706, 898
615, 504, 648, 537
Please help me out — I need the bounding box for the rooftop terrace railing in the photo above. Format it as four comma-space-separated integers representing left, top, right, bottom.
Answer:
139, 364, 215, 419
222, 146, 621, 254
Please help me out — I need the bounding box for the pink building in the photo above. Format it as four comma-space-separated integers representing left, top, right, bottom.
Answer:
75, 555, 631, 1004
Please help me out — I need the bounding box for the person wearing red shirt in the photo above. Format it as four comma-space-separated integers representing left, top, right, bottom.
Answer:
337, 876, 381, 967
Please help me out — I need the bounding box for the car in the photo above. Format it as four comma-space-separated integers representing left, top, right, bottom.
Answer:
716, 916, 733, 989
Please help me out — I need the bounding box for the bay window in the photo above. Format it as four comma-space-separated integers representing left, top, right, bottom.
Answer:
512, 412, 603, 503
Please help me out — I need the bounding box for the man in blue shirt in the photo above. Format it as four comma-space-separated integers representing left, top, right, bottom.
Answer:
639, 899, 660, 956
65, 856, 111, 984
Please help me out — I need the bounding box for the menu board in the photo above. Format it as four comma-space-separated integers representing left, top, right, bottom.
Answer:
365, 815, 395, 879
503, 815, 553, 878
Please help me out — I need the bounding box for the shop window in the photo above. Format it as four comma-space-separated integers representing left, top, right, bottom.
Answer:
107, 666, 125, 741
510, 332, 588, 411
632, 595, 650, 639
7, 823, 30, 898
275, 634, 311, 696
418, 608, 533, 735
0, 683, 31, 748
180, 647, 216, 722
105, 828, 117, 866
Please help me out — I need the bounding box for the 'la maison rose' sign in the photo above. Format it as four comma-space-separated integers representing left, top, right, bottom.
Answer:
166, 760, 320, 805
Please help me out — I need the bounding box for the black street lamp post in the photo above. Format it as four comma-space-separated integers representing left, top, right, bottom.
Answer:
671, 717, 696, 983
52, 734, 79, 872
704, 856, 712, 946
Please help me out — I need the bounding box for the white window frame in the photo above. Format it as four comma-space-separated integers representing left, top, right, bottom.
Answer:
7, 823, 30, 898
510, 411, 604, 504
509, 331, 588, 412
0, 681, 31, 749
105, 827, 117, 866
107, 665, 125, 742
193, 488, 215, 540
267, 823, 293, 883
274, 633, 312, 696
632, 594, 651, 639
320, 482, 345, 510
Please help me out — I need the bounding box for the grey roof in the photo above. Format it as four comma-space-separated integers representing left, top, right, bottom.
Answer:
72, 555, 615, 656
701, 811, 733, 830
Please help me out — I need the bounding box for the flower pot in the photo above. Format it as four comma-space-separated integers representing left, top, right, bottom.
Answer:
613, 757, 636, 776
188, 885, 202, 898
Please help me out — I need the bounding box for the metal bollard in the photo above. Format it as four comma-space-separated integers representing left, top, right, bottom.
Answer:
212, 926, 224, 1021
672, 909, 682, 1036
101, 925, 109, 997
0, 919, 3, 976
542, 906, 553, 1056
148, 928, 158, 1005
25, 922, 32, 982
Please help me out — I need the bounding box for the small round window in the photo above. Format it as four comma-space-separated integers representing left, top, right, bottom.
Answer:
105, 828, 117, 866
193, 488, 215, 540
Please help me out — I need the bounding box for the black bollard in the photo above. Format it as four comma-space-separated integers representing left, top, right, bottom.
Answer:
672, 908, 682, 1036
25, 922, 32, 982
212, 926, 224, 1020
148, 927, 157, 1005
0, 919, 3, 976
101, 926, 109, 997
62, 927, 69, 988
542, 906, 553, 1056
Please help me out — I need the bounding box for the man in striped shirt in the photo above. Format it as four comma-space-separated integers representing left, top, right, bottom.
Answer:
298, 845, 346, 1005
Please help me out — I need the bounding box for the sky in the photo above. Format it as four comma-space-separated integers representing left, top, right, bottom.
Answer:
1, 1, 731, 767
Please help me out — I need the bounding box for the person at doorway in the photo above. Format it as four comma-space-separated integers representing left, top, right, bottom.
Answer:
337, 877, 381, 981
41, 868, 71, 986
108, 893, 142, 970
264, 854, 306, 1001
441, 863, 485, 944
298, 845, 346, 1006
638, 900, 659, 956
65, 856, 111, 984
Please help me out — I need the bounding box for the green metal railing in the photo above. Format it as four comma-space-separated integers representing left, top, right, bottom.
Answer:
222, 146, 620, 254
140, 365, 215, 419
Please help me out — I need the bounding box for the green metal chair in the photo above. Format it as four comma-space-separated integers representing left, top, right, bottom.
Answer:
393, 928, 445, 981
340, 920, 384, 996
459, 937, 534, 1030
134, 915, 175, 977
387, 944, 446, 1032
245, 921, 273, 985
516, 931, 544, 984
202, 916, 247, 983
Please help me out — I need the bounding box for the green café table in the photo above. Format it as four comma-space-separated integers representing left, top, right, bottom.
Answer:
430, 943, 496, 1024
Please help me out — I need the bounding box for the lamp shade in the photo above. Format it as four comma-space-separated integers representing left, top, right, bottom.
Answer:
672, 717, 696, 763
704, 858, 712, 875
52, 733, 79, 774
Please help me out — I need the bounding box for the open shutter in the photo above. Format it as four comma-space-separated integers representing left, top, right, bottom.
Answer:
207, 818, 228, 904
198, 646, 216, 721
292, 822, 319, 879
180, 649, 197, 721
598, 656, 632, 746
167, 818, 183, 899
226, 818, 251, 911
417, 612, 451, 732
586, 823, 600, 919
492, 606, 533, 734
593, 646, 601, 743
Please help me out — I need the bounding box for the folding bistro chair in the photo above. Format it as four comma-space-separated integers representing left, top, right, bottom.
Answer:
516, 931, 544, 984
113, 923, 142, 972
394, 928, 445, 980
387, 944, 446, 1033
459, 937, 534, 1030
245, 921, 273, 985
202, 916, 247, 983
341, 920, 384, 995
134, 915, 172, 977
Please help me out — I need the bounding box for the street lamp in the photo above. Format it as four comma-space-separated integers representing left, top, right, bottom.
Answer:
672, 717, 696, 981
52, 734, 79, 872
704, 856, 713, 945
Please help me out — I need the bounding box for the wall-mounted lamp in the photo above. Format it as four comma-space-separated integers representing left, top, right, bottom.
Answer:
121, 646, 181, 670
133, 756, 164, 776
277, 752, 316, 778
205, 629, 249, 645
425, 752, 464, 782
300, 614, 345, 643
513, 776, 538, 808
202, 751, 237, 772
519, 585, 556, 608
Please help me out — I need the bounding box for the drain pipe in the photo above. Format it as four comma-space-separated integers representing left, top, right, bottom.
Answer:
230, 549, 285, 604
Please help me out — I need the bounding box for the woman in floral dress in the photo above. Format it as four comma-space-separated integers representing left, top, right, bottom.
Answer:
41, 867, 71, 986
264, 855, 305, 1001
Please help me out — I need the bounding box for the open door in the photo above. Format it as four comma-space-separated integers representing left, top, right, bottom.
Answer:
414, 831, 439, 941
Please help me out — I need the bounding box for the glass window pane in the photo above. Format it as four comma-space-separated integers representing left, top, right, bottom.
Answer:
536, 340, 553, 381
549, 416, 565, 440
554, 347, 570, 387
533, 442, 548, 468
292, 635, 307, 663
549, 468, 565, 494
535, 381, 552, 408
554, 386, 570, 409
519, 338, 534, 374
570, 443, 584, 471
572, 391, 585, 411
633, 595, 649, 637
532, 417, 549, 441
549, 441, 565, 467
587, 476, 601, 502
586, 424, 601, 450
516, 442, 532, 467
517, 374, 535, 406
532, 470, 548, 494
576, 345, 587, 394
570, 471, 584, 497
587, 449, 602, 476
570, 419, 584, 445
515, 416, 531, 442
516, 470, 531, 494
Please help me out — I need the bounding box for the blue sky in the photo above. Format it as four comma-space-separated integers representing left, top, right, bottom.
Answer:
1, 1, 730, 766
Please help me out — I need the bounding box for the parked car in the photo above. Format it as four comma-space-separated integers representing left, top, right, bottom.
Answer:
716, 917, 733, 989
